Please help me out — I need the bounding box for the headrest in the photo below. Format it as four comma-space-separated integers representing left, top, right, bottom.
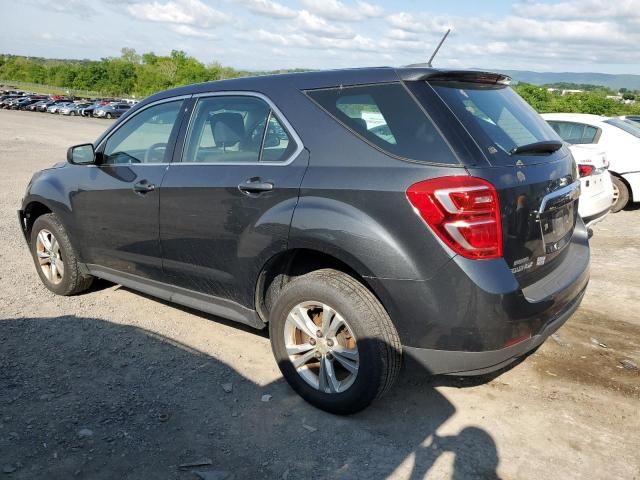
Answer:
351, 118, 367, 131
210, 112, 244, 146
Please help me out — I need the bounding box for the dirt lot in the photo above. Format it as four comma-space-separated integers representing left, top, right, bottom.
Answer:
1, 110, 639, 479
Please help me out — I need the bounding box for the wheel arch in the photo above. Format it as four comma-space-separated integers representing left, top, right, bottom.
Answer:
254, 248, 387, 323
22, 200, 54, 243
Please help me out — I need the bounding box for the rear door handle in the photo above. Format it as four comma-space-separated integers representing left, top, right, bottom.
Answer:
238, 178, 274, 194
133, 180, 155, 194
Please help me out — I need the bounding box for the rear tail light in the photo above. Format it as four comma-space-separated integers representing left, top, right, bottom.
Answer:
406, 176, 503, 259
578, 164, 594, 177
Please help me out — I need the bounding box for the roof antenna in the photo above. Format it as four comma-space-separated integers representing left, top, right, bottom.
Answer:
427, 28, 451, 67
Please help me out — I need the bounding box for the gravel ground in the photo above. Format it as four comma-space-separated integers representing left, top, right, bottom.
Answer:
1, 110, 639, 480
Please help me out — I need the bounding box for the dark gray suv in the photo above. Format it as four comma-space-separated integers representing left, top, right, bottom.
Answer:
19, 67, 589, 413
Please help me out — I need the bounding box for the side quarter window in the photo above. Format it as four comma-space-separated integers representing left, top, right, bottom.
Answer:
182, 95, 296, 164
102, 100, 184, 165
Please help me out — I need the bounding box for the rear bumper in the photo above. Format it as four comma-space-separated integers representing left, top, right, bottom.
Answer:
366, 222, 590, 375
404, 286, 585, 375
582, 207, 611, 228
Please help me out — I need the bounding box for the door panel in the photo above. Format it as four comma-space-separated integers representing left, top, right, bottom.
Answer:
159, 94, 308, 308
72, 164, 168, 278
159, 151, 309, 307
71, 99, 187, 279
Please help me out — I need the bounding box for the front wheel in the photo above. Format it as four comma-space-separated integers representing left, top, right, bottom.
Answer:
106, 112, 112, 119
269, 269, 401, 414
30, 214, 93, 296
611, 175, 630, 213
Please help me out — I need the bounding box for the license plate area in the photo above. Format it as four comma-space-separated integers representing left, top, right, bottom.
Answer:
539, 200, 577, 254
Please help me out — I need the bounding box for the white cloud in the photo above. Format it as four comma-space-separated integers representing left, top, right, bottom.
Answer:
30, 0, 97, 18
513, 0, 640, 20
300, 0, 383, 21
387, 12, 452, 34
127, 0, 228, 28
235, 0, 297, 19
246, 28, 377, 52
170, 24, 217, 38
296, 10, 355, 39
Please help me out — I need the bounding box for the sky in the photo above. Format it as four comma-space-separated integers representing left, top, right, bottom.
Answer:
1, 0, 639, 74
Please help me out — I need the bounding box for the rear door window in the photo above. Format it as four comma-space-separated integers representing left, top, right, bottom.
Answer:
306, 83, 457, 164
182, 96, 296, 164
429, 82, 563, 165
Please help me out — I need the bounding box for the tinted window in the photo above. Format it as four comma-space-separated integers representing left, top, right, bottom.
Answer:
306, 83, 457, 164
431, 82, 561, 163
547, 121, 598, 144
604, 118, 640, 138
183, 96, 295, 164
102, 100, 183, 165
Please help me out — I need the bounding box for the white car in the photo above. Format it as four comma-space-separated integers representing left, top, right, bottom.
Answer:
542, 113, 640, 212
568, 144, 613, 227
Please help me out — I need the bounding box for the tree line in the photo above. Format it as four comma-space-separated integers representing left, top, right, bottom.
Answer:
0, 48, 284, 97
1, 49, 640, 116
514, 83, 640, 116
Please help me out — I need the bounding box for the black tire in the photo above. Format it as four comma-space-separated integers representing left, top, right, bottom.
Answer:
30, 214, 93, 296
106, 112, 112, 119
269, 269, 401, 414
611, 175, 629, 213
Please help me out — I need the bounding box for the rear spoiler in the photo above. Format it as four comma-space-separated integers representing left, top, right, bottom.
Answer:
396, 68, 511, 85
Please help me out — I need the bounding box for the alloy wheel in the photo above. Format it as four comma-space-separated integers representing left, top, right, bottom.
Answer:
284, 301, 359, 393
612, 182, 619, 205
35, 229, 64, 285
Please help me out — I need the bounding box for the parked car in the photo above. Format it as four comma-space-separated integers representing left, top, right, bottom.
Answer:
15, 97, 45, 110
26, 100, 49, 111
80, 103, 99, 117
0, 96, 24, 109
36, 100, 56, 112
543, 113, 640, 212
94, 102, 131, 119
19, 67, 589, 414
567, 144, 613, 227
60, 103, 91, 116
47, 102, 73, 114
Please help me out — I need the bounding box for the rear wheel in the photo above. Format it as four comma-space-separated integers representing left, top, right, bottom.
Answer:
30, 214, 93, 296
269, 269, 401, 414
611, 175, 629, 213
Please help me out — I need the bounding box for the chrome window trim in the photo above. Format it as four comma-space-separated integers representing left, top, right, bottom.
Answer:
95, 95, 192, 155
174, 90, 304, 167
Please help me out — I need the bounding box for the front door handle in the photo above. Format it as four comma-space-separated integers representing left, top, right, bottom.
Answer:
238, 178, 274, 194
133, 180, 155, 194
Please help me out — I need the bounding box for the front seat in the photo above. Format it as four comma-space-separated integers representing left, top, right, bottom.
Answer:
210, 112, 244, 152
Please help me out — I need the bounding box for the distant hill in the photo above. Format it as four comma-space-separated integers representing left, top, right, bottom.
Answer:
496, 70, 640, 90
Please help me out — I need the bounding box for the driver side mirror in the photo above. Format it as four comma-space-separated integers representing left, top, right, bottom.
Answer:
67, 143, 96, 165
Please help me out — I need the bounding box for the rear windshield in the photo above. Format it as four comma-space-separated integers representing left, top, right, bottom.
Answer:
430, 82, 562, 164
306, 83, 457, 164
604, 118, 640, 138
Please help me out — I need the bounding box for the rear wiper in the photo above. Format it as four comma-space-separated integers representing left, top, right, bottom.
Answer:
510, 140, 563, 156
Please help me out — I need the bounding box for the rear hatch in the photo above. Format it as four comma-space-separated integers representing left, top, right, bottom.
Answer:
406, 73, 580, 287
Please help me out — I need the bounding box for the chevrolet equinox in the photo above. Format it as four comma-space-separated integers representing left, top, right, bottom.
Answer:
19, 67, 590, 413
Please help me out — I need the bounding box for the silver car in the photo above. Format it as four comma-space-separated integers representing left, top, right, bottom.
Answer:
59, 103, 91, 116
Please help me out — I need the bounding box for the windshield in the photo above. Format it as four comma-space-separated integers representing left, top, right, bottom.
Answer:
430, 81, 562, 165
605, 118, 640, 138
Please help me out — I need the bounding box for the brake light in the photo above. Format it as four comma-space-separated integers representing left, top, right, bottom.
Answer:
578, 164, 594, 177
406, 176, 503, 259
